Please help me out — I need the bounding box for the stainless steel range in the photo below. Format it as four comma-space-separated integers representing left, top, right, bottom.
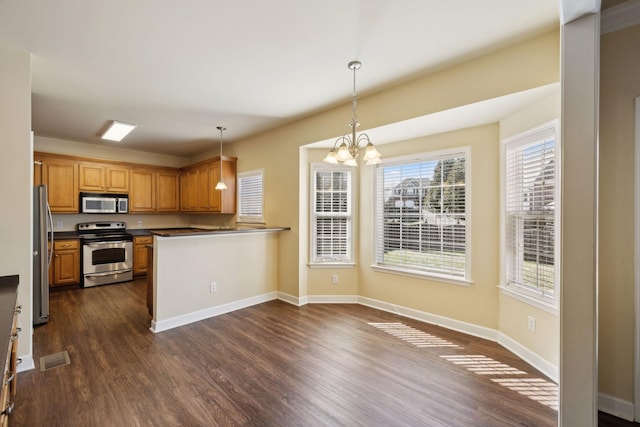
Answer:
77, 221, 133, 287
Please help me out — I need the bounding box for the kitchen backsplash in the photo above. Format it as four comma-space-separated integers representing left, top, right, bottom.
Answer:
51, 213, 235, 232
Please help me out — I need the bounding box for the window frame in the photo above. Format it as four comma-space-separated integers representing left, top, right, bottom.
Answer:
372, 147, 472, 285
309, 163, 355, 266
237, 169, 265, 224
500, 120, 560, 312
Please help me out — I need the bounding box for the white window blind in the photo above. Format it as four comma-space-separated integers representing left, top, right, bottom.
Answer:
237, 169, 264, 223
505, 127, 558, 300
375, 150, 468, 279
311, 166, 352, 263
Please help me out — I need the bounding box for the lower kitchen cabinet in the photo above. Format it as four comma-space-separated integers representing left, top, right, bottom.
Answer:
133, 236, 153, 276
50, 239, 80, 287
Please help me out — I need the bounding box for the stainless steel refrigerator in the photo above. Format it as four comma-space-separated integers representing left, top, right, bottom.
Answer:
33, 185, 53, 325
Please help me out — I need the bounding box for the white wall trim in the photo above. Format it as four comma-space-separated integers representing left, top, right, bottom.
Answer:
497, 332, 558, 382
307, 295, 359, 304
16, 355, 35, 373
278, 291, 307, 306
601, 0, 640, 34
358, 296, 499, 342
598, 392, 635, 421
150, 291, 278, 333
634, 96, 640, 422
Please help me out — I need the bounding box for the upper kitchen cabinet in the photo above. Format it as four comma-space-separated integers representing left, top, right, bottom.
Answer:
130, 167, 180, 214
36, 154, 79, 213
79, 162, 129, 193
180, 156, 236, 214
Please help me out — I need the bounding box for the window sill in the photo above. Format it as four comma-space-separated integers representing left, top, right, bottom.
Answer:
498, 285, 559, 315
371, 265, 473, 287
308, 263, 356, 269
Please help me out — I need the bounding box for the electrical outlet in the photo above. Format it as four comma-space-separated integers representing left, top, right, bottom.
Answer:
137, 220, 143, 227
210, 282, 217, 293
527, 316, 536, 332
332, 274, 339, 284
56, 221, 63, 228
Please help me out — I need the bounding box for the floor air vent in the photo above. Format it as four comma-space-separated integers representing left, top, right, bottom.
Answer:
40, 351, 70, 372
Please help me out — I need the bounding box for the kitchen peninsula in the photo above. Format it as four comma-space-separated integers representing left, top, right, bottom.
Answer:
148, 226, 289, 333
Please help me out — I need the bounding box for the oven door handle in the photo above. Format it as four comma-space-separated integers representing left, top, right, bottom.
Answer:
85, 269, 132, 278
85, 241, 130, 247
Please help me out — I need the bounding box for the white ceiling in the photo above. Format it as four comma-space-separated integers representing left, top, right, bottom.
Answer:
0, 0, 559, 157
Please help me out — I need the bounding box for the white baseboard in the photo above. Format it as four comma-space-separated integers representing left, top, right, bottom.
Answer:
151, 291, 278, 333
358, 296, 560, 382
16, 355, 35, 372
598, 392, 635, 421
358, 296, 498, 342
277, 291, 306, 306
307, 295, 358, 304
497, 332, 558, 382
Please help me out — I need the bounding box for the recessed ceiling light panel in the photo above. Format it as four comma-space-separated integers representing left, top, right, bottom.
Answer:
101, 120, 137, 142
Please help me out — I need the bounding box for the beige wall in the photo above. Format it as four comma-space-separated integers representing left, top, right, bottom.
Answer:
0, 44, 32, 361
599, 24, 639, 405
358, 124, 500, 328
226, 30, 560, 302
498, 91, 561, 369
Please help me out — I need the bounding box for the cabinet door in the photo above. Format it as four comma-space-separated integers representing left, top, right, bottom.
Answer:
78, 164, 105, 192
209, 162, 221, 212
133, 235, 153, 275
196, 165, 211, 211
42, 161, 79, 213
51, 240, 80, 286
180, 170, 197, 212
130, 170, 155, 213
105, 166, 130, 193
156, 171, 180, 213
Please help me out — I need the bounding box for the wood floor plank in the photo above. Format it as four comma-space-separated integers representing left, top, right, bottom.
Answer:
12, 279, 562, 426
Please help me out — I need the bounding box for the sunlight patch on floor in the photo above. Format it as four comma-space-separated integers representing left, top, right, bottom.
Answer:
491, 378, 559, 411
439, 354, 527, 375
368, 322, 460, 348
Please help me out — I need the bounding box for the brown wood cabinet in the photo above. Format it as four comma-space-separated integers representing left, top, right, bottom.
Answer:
130, 168, 180, 214
79, 162, 129, 193
38, 156, 79, 213
180, 156, 236, 213
50, 239, 80, 287
133, 235, 153, 276
1, 304, 20, 427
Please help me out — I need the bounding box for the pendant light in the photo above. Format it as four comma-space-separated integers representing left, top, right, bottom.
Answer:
215, 126, 228, 190
323, 60, 381, 166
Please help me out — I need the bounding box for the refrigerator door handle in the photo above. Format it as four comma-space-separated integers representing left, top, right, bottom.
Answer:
47, 201, 54, 268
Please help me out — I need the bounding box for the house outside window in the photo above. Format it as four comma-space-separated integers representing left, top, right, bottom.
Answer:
237, 169, 264, 223
502, 121, 560, 307
310, 164, 353, 264
374, 148, 471, 283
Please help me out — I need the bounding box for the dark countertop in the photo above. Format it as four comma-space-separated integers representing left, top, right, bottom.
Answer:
150, 226, 290, 237
0, 275, 19, 373
54, 226, 290, 239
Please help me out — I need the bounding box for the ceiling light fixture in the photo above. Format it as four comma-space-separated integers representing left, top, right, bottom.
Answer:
215, 126, 228, 190
323, 60, 381, 166
101, 120, 137, 142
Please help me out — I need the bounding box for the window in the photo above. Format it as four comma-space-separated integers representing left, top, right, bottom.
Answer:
311, 165, 353, 264
374, 148, 470, 282
503, 122, 559, 305
237, 169, 264, 223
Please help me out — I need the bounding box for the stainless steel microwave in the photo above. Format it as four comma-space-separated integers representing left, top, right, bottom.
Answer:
80, 192, 128, 214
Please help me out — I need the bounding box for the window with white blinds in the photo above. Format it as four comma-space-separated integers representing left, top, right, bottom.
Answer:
237, 169, 264, 223
375, 149, 469, 280
504, 123, 559, 302
311, 165, 352, 264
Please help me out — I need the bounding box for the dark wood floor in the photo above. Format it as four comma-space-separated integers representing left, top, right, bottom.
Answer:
7, 278, 629, 426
